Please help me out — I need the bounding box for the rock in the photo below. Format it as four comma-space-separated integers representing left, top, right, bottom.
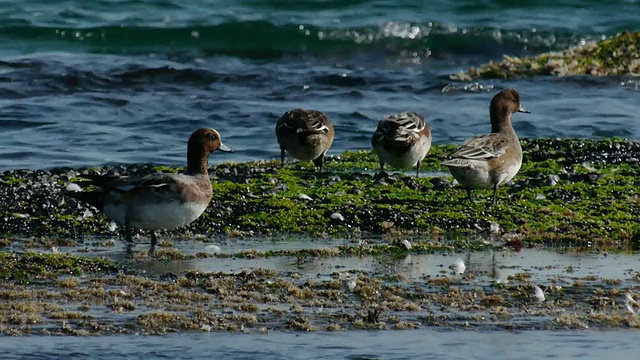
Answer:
330, 212, 344, 221
65, 183, 82, 192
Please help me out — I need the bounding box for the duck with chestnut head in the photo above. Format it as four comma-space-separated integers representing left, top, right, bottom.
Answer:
442, 88, 530, 204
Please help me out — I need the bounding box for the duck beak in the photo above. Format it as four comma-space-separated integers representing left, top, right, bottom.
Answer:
517, 105, 530, 113
218, 142, 233, 152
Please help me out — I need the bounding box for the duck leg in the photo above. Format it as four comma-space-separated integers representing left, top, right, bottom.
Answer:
121, 215, 137, 254
415, 161, 420, 177
124, 218, 133, 243
148, 232, 158, 256
492, 184, 499, 204
313, 153, 325, 173
466, 189, 474, 202
280, 149, 286, 167
123, 221, 135, 255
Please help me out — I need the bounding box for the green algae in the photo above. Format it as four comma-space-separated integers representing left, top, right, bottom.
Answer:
1, 138, 640, 251
0, 251, 120, 283
451, 31, 640, 79
194, 138, 640, 249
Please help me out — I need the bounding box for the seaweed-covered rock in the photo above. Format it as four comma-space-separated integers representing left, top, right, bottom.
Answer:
0, 138, 639, 246
451, 31, 640, 79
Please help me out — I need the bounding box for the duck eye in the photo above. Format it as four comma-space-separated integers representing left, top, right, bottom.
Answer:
210, 134, 217, 141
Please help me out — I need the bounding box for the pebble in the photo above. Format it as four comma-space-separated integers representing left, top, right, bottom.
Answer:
330, 212, 344, 221
82, 209, 93, 219
341, 279, 357, 292
204, 245, 221, 254
450, 258, 466, 275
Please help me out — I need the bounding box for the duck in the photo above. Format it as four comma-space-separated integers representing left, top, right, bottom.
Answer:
275, 109, 334, 172
371, 111, 432, 177
66, 128, 231, 249
441, 88, 529, 203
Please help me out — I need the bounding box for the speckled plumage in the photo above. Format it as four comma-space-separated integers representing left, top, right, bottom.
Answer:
276, 109, 335, 172
372, 112, 432, 176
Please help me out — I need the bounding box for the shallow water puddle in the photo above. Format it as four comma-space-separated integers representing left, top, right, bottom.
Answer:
124, 240, 639, 286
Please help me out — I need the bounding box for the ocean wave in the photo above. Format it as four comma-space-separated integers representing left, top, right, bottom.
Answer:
0, 21, 589, 59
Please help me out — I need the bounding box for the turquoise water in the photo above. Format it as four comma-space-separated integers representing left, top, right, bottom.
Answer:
0, 0, 638, 170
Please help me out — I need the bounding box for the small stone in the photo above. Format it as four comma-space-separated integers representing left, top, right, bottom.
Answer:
581, 161, 596, 172
548, 174, 560, 186
489, 222, 500, 234
272, 183, 288, 193
82, 209, 93, 219
330, 212, 344, 221
204, 245, 221, 254
298, 194, 313, 201
533, 285, 545, 302
401, 239, 412, 250
342, 279, 357, 292
65, 183, 82, 192
450, 258, 466, 275
429, 177, 452, 191
108, 222, 118, 232
535, 194, 546, 200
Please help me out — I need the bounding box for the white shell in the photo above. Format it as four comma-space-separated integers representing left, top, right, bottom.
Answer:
533, 285, 545, 302
450, 258, 466, 275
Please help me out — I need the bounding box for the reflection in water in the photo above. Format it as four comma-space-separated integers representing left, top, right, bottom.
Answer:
129, 244, 634, 289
